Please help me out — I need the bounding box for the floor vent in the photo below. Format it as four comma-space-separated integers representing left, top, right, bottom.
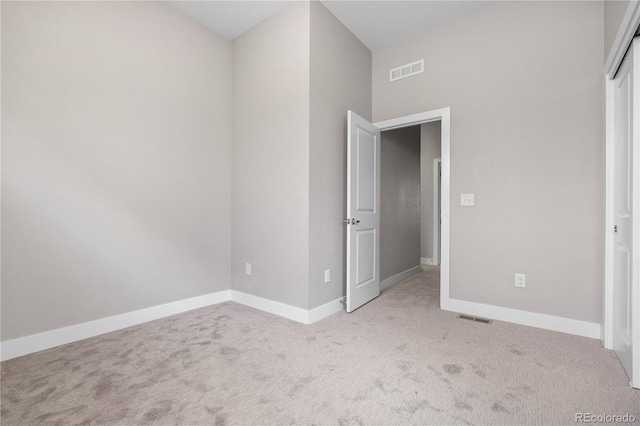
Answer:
458, 314, 492, 324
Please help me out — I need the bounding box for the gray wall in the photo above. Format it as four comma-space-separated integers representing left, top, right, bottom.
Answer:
420, 121, 442, 260
373, 1, 604, 323
604, 0, 631, 63
1, 1, 233, 340
309, 1, 372, 309
380, 126, 421, 281
232, 2, 311, 308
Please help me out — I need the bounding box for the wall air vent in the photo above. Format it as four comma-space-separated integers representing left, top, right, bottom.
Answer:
389, 59, 424, 82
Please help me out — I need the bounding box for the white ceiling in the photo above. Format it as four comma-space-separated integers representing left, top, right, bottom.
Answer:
166, 1, 496, 52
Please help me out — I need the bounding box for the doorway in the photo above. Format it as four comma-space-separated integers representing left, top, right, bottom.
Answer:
374, 108, 451, 309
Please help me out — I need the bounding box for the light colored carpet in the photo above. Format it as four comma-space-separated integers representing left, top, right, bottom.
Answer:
1, 267, 639, 425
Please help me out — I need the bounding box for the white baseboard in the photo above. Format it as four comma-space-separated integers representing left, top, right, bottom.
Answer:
380, 265, 422, 292
230, 290, 308, 323
447, 298, 601, 339
308, 297, 344, 324
1, 289, 347, 362
0, 290, 232, 361
230, 290, 343, 325
421, 257, 436, 265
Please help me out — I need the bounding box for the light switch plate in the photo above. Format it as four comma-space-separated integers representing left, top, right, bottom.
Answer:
461, 193, 475, 206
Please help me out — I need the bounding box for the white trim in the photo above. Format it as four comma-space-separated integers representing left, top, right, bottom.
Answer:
603, 74, 615, 348
433, 158, 442, 266
604, 0, 640, 78
230, 291, 344, 325
374, 107, 451, 311
374, 108, 448, 131
230, 290, 308, 324
604, 40, 640, 388
380, 265, 422, 292
632, 39, 640, 388
308, 298, 344, 324
0, 290, 347, 361
421, 257, 436, 265
230, 291, 344, 324
0, 290, 231, 361
447, 299, 601, 339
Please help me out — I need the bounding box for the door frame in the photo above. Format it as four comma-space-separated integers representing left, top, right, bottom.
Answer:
601, 39, 640, 388
374, 107, 451, 309
433, 158, 442, 265
603, 0, 640, 350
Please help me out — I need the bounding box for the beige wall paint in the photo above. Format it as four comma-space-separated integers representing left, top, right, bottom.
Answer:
309, 1, 372, 309
1, 1, 232, 340
232, 2, 311, 308
420, 122, 442, 260
380, 126, 421, 281
604, 0, 631, 63
373, 1, 604, 323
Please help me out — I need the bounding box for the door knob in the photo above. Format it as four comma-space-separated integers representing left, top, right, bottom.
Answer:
343, 218, 360, 225
614, 225, 618, 233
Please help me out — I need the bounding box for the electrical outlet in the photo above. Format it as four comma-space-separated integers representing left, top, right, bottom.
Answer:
515, 273, 526, 288
461, 193, 475, 206
245, 263, 252, 276
324, 269, 331, 283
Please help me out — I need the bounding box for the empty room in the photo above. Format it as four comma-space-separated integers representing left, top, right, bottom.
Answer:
2, 0, 639, 424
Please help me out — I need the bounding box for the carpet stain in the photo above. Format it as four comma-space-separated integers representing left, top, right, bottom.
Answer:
491, 401, 509, 413
94, 375, 113, 399
143, 400, 172, 422
455, 401, 473, 411
474, 369, 487, 379
219, 347, 239, 356
510, 349, 524, 356
374, 378, 388, 392
443, 364, 463, 375
32, 387, 56, 404
338, 415, 365, 425
396, 360, 411, 372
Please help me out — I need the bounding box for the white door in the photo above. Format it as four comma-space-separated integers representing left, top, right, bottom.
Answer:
346, 110, 381, 313
612, 39, 639, 388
